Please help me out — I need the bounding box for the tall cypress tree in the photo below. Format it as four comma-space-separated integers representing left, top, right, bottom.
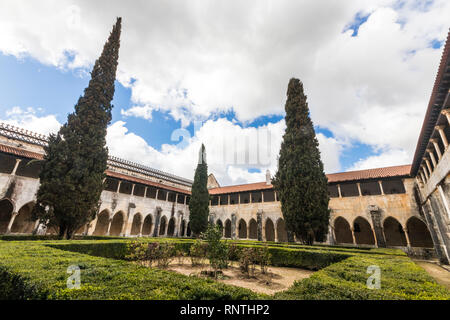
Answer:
189, 144, 210, 237
32, 18, 122, 239
272, 78, 330, 245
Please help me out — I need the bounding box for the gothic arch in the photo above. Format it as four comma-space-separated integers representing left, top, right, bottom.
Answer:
130, 213, 143, 236
110, 211, 125, 236
180, 219, 186, 237
334, 216, 353, 244
0, 198, 14, 234
383, 216, 407, 247
238, 218, 247, 239
353, 216, 375, 245
93, 209, 110, 236
167, 217, 175, 236
265, 218, 275, 241
224, 219, 231, 238
276, 218, 288, 242
11, 202, 36, 234
142, 214, 153, 236
248, 218, 257, 239
407, 216, 433, 247
159, 216, 167, 236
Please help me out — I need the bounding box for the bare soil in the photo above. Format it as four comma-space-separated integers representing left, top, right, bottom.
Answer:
414, 260, 450, 289
162, 257, 314, 295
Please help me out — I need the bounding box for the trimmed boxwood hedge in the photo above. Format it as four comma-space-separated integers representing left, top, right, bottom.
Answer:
0, 241, 261, 300
0, 238, 449, 300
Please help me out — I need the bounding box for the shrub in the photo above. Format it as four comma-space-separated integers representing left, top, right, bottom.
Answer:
239, 248, 256, 277
189, 239, 207, 266
156, 242, 175, 268
202, 225, 229, 276
254, 245, 271, 274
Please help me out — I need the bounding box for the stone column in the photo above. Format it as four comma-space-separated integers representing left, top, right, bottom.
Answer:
378, 181, 384, 195
427, 149, 437, 168
422, 164, 430, 180
425, 158, 433, 175
436, 125, 449, 149
337, 184, 342, 198
442, 108, 450, 126
357, 183, 362, 196
420, 171, 427, 184
369, 208, 386, 247
105, 218, 113, 236
231, 213, 237, 240
11, 159, 22, 176
256, 211, 263, 241
123, 203, 136, 236
5, 212, 18, 234
350, 227, 356, 245
431, 139, 442, 160
153, 209, 161, 237
437, 184, 450, 220
403, 227, 411, 247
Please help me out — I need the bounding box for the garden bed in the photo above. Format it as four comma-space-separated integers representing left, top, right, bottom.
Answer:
162, 257, 314, 295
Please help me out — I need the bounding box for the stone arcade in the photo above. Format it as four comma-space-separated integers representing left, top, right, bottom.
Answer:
0, 32, 449, 264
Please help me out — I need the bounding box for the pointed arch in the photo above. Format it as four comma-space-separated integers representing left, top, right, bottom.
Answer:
238, 219, 247, 239
276, 218, 288, 242
383, 216, 407, 246
130, 213, 143, 236
334, 216, 353, 244
186, 221, 191, 237
11, 202, 36, 234
167, 217, 175, 236
265, 218, 275, 241
159, 216, 167, 236
353, 216, 375, 245
110, 211, 125, 236
0, 198, 14, 234
93, 209, 110, 236
180, 219, 186, 237
224, 219, 231, 238
142, 214, 153, 236
407, 217, 433, 247
248, 218, 257, 239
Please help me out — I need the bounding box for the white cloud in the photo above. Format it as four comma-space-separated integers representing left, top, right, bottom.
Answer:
0, 0, 448, 180
1, 106, 61, 135
106, 119, 344, 184
348, 148, 410, 171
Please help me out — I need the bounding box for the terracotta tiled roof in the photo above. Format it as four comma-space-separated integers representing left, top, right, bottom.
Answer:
105, 170, 190, 195
209, 182, 273, 194
326, 164, 411, 183
0, 144, 44, 160
209, 164, 412, 194
411, 29, 450, 175
0, 143, 190, 195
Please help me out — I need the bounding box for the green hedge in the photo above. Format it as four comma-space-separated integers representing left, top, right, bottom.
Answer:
49, 240, 351, 270
1, 238, 448, 300
0, 241, 261, 300
274, 254, 450, 300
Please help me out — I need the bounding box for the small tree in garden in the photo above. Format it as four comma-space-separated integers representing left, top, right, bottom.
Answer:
272, 78, 330, 245
202, 224, 229, 277
255, 245, 271, 274
189, 239, 207, 266
189, 144, 210, 237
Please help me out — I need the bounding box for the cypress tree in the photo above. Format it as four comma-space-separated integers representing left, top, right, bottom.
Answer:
32, 18, 122, 239
272, 78, 330, 245
189, 144, 210, 237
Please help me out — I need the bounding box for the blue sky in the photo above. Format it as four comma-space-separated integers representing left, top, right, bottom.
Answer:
0, 0, 447, 184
